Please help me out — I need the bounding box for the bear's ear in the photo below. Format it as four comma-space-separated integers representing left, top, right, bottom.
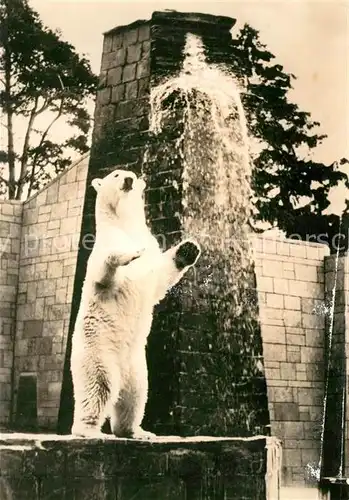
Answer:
91, 178, 102, 192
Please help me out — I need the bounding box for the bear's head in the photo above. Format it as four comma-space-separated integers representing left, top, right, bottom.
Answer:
92, 169, 147, 232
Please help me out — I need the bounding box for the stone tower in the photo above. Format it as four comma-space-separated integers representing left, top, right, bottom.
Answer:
58, 11, 270, 437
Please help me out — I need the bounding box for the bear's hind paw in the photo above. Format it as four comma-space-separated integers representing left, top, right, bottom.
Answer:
130, 427, 156, 440
71, 425, 104, 439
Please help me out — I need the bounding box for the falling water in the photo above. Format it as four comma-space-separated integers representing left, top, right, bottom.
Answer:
145, 33, 269, 436
318, 214, 347, 481
150, 33, 254, 281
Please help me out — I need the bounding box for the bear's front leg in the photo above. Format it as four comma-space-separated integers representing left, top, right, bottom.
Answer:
153, 239, 201, 303
93, 247, 145, 290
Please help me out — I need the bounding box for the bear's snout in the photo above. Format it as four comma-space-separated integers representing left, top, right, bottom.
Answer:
123, 177, 134, 192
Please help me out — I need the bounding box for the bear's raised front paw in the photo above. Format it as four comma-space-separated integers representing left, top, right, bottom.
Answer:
175, 240, 201, 270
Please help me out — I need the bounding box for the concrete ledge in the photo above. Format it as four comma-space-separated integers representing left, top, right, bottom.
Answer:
0, 433, 271, 499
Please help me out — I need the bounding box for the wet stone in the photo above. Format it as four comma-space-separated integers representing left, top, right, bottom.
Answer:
142, 40, 151, 58
138, 77, 150, 97
111, 84, 125, 103
112, 33, 123, 50
0, 435, 269, 500
115, 98, 149, 120
98, 87, 111, 106
138, 24, 150, 41
101, 51, 117, 71
136, 59, 150, 79
99, 70, 107, 86
114, 48, 126, 67
127, 43, 142, 64
39, 477, 67, 500
122, 63, 137, 82
107, 67, 122, 86
0, 476, 38, 499
98, 104, 115, 127
125, 80, 138, 100
72, 478, 116, 500
123, 28, 138, 46
103, 34, 113, 53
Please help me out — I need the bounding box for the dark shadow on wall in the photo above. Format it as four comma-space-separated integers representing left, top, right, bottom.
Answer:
14, 374, 38, 432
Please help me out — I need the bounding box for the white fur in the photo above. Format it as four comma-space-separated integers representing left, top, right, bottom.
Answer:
71, 168, 200, 438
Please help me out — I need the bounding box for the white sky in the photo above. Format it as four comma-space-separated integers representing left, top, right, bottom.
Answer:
23, 1, 349, 213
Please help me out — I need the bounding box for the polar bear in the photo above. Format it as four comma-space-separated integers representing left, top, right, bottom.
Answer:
71, 168, 201, 439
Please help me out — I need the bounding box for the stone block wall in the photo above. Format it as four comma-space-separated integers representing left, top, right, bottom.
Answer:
0, 434, 270, 500
12, 155, 88, 430
0, 201, 23, 426
254, 237, 330, 486
95, 19, 151, 143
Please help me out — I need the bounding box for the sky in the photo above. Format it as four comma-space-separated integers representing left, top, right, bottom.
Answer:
25, 1, 349, 213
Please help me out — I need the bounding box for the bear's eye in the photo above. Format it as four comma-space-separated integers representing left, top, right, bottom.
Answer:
114, 173, 119, 178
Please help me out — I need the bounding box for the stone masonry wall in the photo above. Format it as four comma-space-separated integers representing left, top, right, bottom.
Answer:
0, 434, 269, 500
254, 236, 329, 486
0, 201, 23, 426
12, 155, 88, 430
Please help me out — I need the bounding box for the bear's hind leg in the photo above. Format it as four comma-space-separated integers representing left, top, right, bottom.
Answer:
111, 391, 155, 440
71, 371, 110, 437
110, 356, 155, 440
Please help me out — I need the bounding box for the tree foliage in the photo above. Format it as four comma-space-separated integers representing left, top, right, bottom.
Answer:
0, 0, 98, 199
230, 24, 348, 242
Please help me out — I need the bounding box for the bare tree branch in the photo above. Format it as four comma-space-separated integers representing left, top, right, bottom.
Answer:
35, 96, 51, 116
0, 174, 9, 185
4, 56, 16, 198
15, 96, 39, 199
26, 96, 65, 198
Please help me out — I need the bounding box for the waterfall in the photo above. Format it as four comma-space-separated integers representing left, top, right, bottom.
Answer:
149, 32, 255, 290
144, 31, 269, 438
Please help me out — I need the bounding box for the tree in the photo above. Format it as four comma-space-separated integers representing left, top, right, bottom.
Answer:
0, 0, 98, 200
229, 24, 348, 243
